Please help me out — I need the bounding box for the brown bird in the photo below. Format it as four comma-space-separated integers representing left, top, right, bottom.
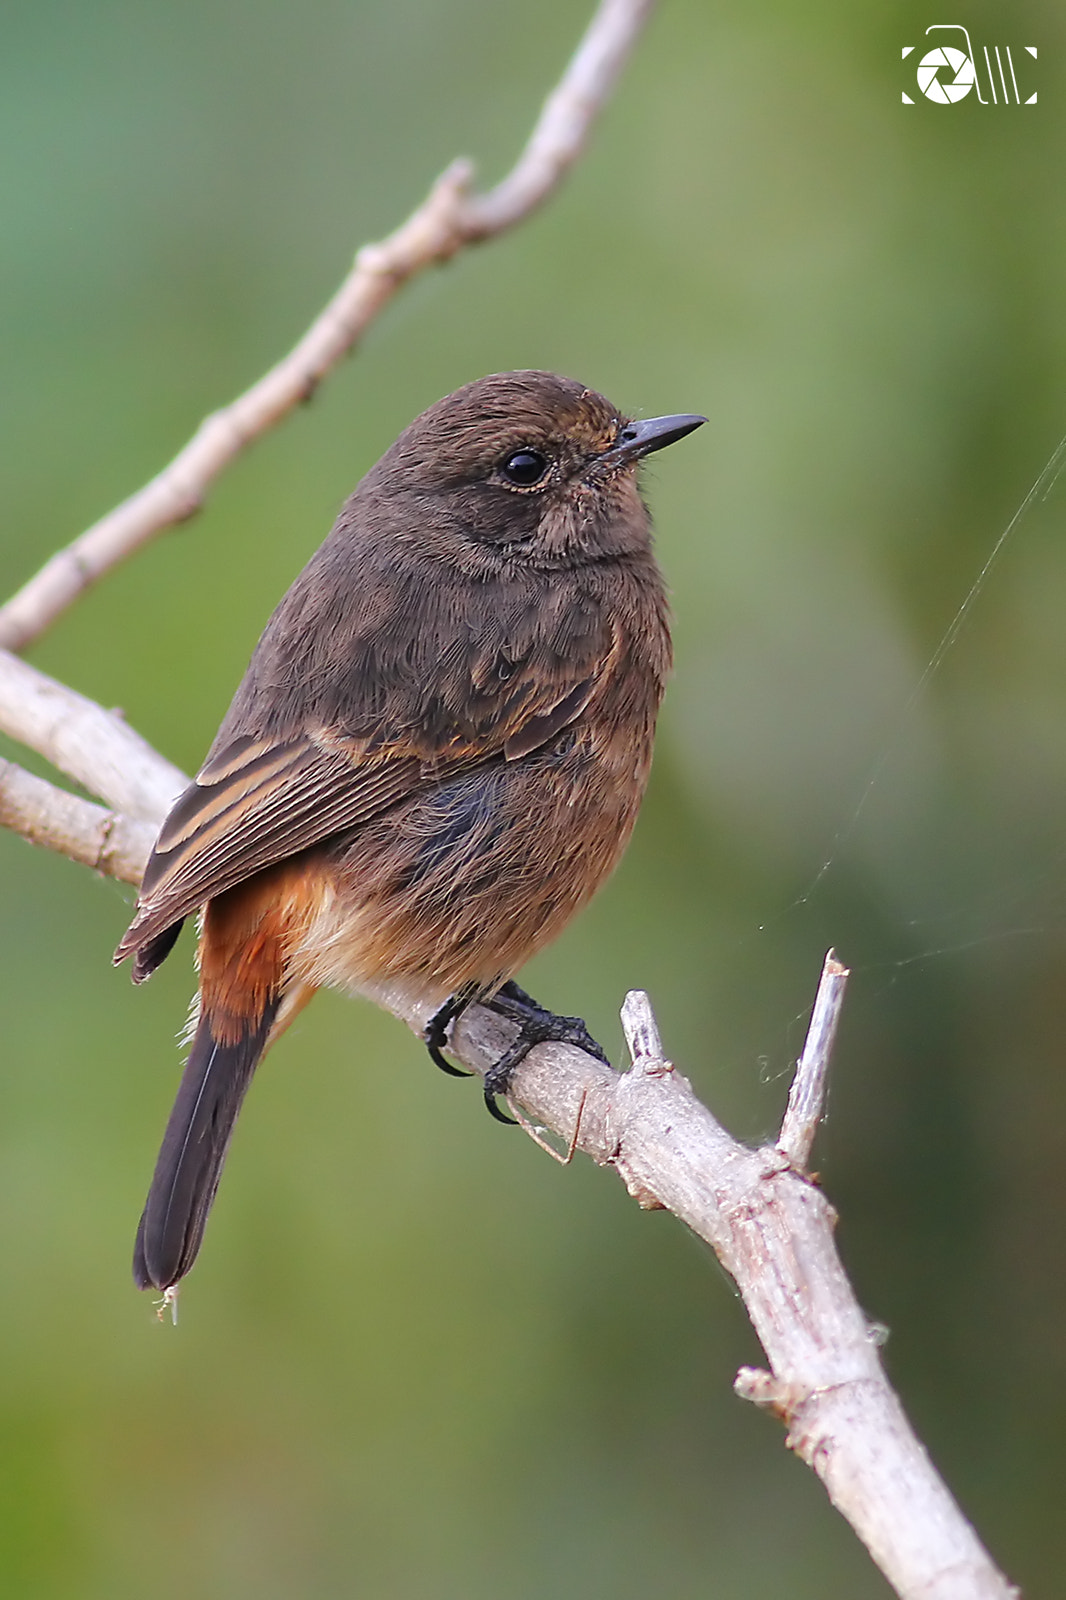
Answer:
115, 370, 704, 1294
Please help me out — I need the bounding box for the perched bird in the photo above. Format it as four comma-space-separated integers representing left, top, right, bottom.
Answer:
116, 370, 704, 1294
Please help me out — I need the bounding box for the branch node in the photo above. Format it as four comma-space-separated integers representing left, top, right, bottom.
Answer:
734, 1367, 810, 1423
354, 242, 398, 277
612, 1164, 666, 1210
93, 811, 117, 874
435, 155, 476, 204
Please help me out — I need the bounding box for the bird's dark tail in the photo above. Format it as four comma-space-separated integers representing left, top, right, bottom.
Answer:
133, 998, 280, 1291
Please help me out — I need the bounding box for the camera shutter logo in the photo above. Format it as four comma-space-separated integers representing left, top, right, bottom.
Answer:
902, 27, 1037, 105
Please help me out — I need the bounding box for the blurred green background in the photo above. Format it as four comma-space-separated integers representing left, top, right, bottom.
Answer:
2, 1, 1064, 1594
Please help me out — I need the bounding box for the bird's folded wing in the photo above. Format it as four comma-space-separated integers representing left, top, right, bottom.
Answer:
113, 731, 424, 960
115, 660, 602, 964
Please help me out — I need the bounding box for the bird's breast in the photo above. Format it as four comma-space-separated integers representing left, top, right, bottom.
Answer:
290, 702, 658, 1001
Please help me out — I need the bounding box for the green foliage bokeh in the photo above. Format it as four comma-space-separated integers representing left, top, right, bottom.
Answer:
2, 2, 1065, 1595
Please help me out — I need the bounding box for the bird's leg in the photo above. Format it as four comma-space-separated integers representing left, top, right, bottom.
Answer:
423, 984, 478, 1077
478, 980, 610, 1124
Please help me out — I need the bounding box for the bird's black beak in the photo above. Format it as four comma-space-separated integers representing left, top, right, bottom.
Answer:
603, 412, 706, 465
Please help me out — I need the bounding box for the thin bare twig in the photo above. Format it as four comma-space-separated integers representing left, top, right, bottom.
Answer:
0, 0, 656, 655
777, 948, 849, 1169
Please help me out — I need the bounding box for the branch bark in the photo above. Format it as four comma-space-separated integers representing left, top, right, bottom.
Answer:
0, 758, 156, 884
0, 0, 656, 655
0, 649, 187, 819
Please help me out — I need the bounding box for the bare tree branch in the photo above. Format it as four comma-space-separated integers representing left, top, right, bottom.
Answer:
0, 0, 656, 655
0, 758, 155, 884
0, 649, 186, 819
458, 0, 656, 237
444, 976, 1019, 1600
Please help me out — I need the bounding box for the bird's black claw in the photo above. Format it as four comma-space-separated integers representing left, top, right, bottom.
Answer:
484, 1089, 519, 1125
427, 1042, 474, 1078
424, 991, 476, 1077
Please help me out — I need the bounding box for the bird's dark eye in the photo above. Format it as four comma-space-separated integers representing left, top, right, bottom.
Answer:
500, 449, 549, 487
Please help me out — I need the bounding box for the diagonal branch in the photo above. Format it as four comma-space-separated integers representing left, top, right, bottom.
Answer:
0, 0, 656, 655
444, 971, 1018, 1600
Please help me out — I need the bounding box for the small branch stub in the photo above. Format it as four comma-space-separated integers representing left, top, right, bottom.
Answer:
777, 949, 849, 1170
734, 1366, 810, 1424
620, 987, 671, 1074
